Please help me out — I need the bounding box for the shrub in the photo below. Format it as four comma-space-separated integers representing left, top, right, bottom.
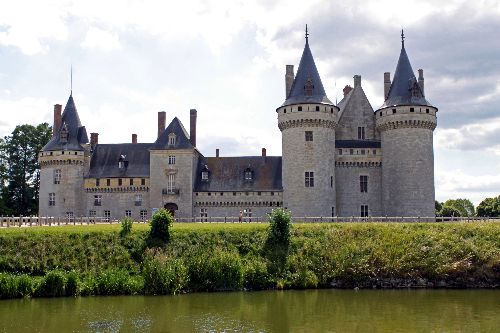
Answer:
148, 209, 173, 246
66, 271, 79, 296
243, 258, 271, 290
142, 250, 188, 295
267, 208, 292, 247
0, 273, 17, 299
37, 271, 66, 297
120, 217, 134, 237
16, 275, 34, 297
96, 269, 136, 295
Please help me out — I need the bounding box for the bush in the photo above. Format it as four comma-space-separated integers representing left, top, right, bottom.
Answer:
16, 275, 34, 297
66, 271, 79, 296
142, 250, 188, 295
120, 217, 134, 237
243, 258, 271, 290
96, 269, 138, 295
148, 209, 173, 246
267, 208, 292, 247
37, 271, 66, 297
0, 273, 17, 299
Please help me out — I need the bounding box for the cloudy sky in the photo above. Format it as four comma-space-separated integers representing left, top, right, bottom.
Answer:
1, 0, 499, 205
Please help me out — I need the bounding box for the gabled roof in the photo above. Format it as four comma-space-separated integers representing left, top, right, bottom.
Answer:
380, 40, 432, 109
281, 37, 333, 107
194, 156, 282, 192
87, 143, 152, 178
42, 94, 89, 151
151, 117, 194, 150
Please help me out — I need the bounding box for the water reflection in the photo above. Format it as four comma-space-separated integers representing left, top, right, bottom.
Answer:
0, 290, 498, 332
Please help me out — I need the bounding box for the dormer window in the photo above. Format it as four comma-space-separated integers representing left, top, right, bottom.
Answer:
168, 133, 176, 146
304, 76, 314, 96
201, 165, 209, 181
118, 155, 127, 169
60, 123, 69, 143
244, 167, 253, 181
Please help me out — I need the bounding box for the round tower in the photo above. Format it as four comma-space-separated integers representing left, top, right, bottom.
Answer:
39, 95, 89, 218
376, 31, 437, 217
277, 29, 338, 218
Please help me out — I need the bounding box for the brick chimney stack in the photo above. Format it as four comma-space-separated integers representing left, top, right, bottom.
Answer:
285, 65, 294, 98
53, 104, 62, 136
262, 148, 266, 157
418, 69, 424, 95
158, 111, 166, 139
354, 75, 361, 87
132, 134, 137, 144
90, 132, 99, 146
384, 72, 391, 100
216, 148, 220, 157
343, 85, 353, 97
190, 109, 197, 147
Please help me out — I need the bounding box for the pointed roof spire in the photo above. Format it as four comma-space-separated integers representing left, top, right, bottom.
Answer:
379, 31, 432, 108
281, 26, 333, 107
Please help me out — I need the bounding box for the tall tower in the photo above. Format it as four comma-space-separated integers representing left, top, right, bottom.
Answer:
376, 31, 437, 217
277, 27, 338, 217
38, 94, 89, 218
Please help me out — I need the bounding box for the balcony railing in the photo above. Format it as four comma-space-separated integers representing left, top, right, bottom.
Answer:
162, 188, 180, 195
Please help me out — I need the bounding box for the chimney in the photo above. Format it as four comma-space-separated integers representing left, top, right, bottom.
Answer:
343, 85, 353, 97
157, 111, 166, 139
90, 132, 99, 146
418, 69, 424, 96
132, 134, 137, 144
384, 72, 391, 100
216, 148, 220, 158
262, 148, 266, 157
353, 75, 361, 87
190, 109, 197, 147
285, 65, 294, 98
53, 104, 62, 136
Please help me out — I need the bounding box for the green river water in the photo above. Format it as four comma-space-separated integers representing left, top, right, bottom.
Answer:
0, 289, 498, 332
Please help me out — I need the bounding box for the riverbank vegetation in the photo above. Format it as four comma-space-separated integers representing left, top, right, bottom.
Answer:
0, 218, 499, 299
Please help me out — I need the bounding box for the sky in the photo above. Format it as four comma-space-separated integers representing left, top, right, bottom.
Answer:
0, 0, 499, 205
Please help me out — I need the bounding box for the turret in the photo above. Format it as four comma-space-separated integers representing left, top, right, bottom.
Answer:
39, 94, 89, 218
376, 31, 437, 217
276, 26, 338, 217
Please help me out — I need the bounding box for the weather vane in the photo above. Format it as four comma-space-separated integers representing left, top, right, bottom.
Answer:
401, 29, 405, 48
305, 24, 309, 41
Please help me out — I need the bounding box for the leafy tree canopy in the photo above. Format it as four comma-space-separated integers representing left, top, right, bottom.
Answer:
476, 196, 500, 217
441, 198, 475, 217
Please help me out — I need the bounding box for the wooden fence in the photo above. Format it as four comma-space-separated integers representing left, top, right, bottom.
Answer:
0, 215, 499, 228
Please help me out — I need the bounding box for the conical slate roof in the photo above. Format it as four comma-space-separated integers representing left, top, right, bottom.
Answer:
42, 94, 89, 151
380, 40, 432, 108
152, 117, 194, 149
281, 38, 333, 107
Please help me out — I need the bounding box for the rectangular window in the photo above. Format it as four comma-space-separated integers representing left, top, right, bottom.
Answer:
360, 175, 368, 193
338, 149, 342, 155
167, 174, 175, 191
125, 210, 132, 217
168, 155, 176, 165
373, 150, 377, 155
331, 206, 335, 217
200, 208, 208, 222
305, 171, 314, 187
130, 178, 134, 186
201, 171, 209, 180
104, 210, 111, 222
298, 106, 302, 111
361, 149, 365, 155
66, 212, 74, 220
168, 135, 176, 145
94, 195, 102, 206
330, 176, 333, 188
118, 179, 122, 186
140, 210, 148, 220
106, 179, 111, 186
135, 194, 142, 206
89, 210, 96, 217
49, 193, 56, 206
350, 149, 354, 155
243, 208, 252, 222
410, 107, 415, 112
96, 179, 100, 187
141, 178, 146, 186
358, 127, 365, 140
361, 205, 369, 217
53, 169, 61, 184
305, 131, 313, 142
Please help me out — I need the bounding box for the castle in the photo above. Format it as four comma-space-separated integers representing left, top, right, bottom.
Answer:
38, 30, 437, 220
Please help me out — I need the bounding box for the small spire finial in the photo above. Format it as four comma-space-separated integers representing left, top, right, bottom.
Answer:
70, 64, 73, 96
401, 29, 405, 48
305, 24, 309, 42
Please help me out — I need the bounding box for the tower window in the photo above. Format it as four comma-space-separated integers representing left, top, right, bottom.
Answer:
357, 127, 365, 140
53, 169, 61, 184
360, 175, 368, 193
315, 106, 320, 111
379, 112, 382, 117
305, 172, 314, 187
94, 195, 102, 206
330, 176, 333, 188
49, 193, 56, 206
338, 149, 342, 155
168, 155, 176, 165
410, 107, 415, 112
350, 149, 354, 155
167, 174, 176, 192
426, 109, 430, 114
305, 131, 313, 142
304, 77, 314, 96
331, 206, 335, 217
361, 205, 369, 217
298, 106, 303, 111
392, 109, 396, 114
135, 194, 142, 206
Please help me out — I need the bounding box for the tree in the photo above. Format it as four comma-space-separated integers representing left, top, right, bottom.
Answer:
441, 198, 475, 217
148, 208, 173, 246
435, 201, 443, 216
1, 123, 52, 216
476, 196, 500, 217
439, 205, 461, 217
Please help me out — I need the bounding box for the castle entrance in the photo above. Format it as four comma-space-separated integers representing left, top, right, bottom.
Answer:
164, 203, 178, 217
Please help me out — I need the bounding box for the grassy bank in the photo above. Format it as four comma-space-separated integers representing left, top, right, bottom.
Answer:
0, 222, 499, 299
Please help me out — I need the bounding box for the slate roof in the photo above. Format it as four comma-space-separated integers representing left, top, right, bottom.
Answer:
42, 94, 89, 151
194, 156, 282, 192
87, 143, 152, 178
379, 41, 432, 109
151, 117, 194, 150
281, 38, 333, 107
336, 140, 381, 149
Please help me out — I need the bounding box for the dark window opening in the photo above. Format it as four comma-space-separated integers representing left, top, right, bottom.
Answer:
130, 179, 134, 186
360, 175, 368, 193
361, 205, 369, 217
358, 127, 365, 140
426, 109, 430, 114
315, 106, 320, 111
118, 179, 122, 186
392, 108, 396, 114
107, 179, 111, 186
298, 106, 303, 111
141, 178, 146, 186
410, 107, 415, 112
305, 131, 313, 142
305, 172, 314, 187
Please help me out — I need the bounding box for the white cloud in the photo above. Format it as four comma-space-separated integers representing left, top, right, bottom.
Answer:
81, 27, 120, 51
0, 97, 53, 137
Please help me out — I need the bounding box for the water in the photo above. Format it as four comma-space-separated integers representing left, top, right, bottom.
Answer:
0, 290, 498, 332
